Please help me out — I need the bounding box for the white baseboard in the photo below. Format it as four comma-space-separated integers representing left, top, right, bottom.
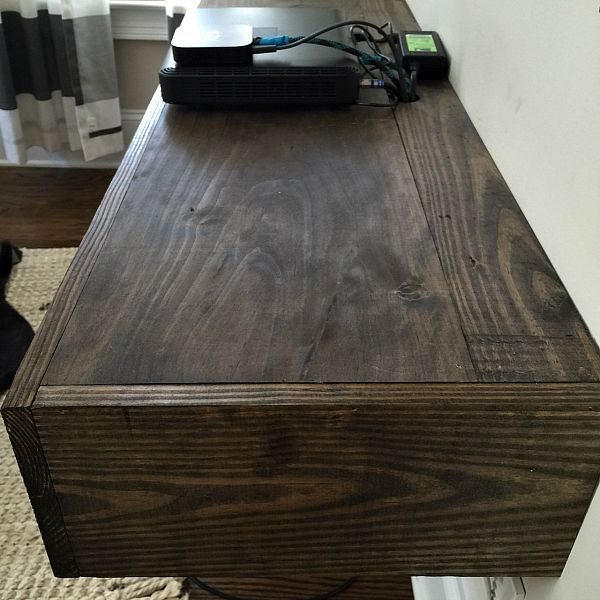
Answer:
412, 577, 525, 600
0, 157, 120, 169
0, 109, 145, 169
412, 577, 492, 600
110, 1, 168, 41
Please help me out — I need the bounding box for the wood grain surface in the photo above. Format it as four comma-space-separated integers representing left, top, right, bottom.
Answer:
2, 89, 164, 411
186, 575, 414, 600
34, 383, 600, 576
3, 0, 600, 585
43, 105, 475, 385
1, 91, 165, 576
2, 407, 79, 576
0, 167, 112, 247
39, 0, 600, 386
395, 81, 600, 382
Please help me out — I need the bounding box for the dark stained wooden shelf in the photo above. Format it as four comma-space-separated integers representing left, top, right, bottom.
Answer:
0, 167, 113, 247
3, 1, 600, 596
185, 576, 414, 600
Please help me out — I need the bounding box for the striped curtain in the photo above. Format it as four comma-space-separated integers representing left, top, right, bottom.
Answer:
0, 0, 123, 164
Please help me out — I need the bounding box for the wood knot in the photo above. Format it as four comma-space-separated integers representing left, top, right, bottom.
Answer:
392, 281, 429, 302
532, 272, 572, 318
468, 255, 482, 268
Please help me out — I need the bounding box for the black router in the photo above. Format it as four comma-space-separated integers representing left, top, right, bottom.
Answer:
160, 7, 362, 106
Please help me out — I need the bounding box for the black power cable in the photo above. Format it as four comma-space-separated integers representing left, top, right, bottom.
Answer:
188, 576, 358, 600
253, 19, 414, 103
350, 24, 401, 107
268, 20, 392, 52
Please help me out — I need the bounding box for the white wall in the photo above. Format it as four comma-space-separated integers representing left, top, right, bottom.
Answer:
405, 0, 600, 342
404, 1, 600, 598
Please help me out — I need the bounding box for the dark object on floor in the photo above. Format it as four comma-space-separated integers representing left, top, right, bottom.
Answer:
0, 241, 34, 392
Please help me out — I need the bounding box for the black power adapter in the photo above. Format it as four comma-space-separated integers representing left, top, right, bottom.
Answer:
399, 31, 449, 79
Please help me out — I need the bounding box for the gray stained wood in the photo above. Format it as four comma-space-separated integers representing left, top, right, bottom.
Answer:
38, 0, 600, 386
3, 89, 164, 412
185, 576, 414, 600
2, 407, 78, 576
43, 106, 475, 384
3, 0, 600, 585
395, 82, 600, 382
0, 167, 112, 247
33, 384, 600, 577
1, 91, 165, 577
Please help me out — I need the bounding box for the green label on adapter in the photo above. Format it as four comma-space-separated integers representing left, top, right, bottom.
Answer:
406, 33, 437, 53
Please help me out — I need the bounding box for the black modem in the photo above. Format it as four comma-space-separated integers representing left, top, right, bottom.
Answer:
160, 7, 362, 106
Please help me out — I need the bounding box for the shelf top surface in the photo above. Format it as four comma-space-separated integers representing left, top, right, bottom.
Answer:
34, 1, 600, 387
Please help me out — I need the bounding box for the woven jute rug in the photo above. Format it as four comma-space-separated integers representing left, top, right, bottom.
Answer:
1, 248, 188, 600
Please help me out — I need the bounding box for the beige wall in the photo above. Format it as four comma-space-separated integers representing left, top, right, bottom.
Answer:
114, 39, 169, 112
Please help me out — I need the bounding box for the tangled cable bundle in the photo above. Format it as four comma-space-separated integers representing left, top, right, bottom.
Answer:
253, 18, 419, 105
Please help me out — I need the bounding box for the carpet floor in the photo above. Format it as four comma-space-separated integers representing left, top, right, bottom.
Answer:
1, 248, 188, 600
